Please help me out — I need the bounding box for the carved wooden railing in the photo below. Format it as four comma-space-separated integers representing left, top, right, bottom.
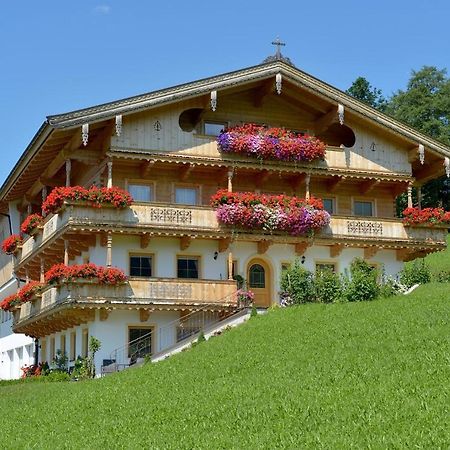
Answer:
15, 203, 448, 267
13, 278, 238, 326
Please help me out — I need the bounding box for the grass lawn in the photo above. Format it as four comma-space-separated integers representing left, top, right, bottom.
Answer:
1, 284, 449, 449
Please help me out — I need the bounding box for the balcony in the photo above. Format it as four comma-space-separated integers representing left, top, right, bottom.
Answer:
15, 202, 448, 269
13, 278, 238, 336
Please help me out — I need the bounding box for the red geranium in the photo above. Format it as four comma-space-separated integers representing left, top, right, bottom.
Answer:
402, 207, 450, 226
0, 293, 20, 311
18, 281, 43, 303
42, 186, 133, 215
44, 263, 127, 285
1, 234, 23, 255
20, 214, 43, 235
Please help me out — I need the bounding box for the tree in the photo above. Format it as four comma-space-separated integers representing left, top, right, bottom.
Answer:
346, 76, 386, 110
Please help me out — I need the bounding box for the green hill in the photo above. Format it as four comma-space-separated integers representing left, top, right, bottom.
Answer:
1, 284, 449, 449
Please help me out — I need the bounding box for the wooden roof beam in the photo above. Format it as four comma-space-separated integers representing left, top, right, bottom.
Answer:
327, 176, 346, 193
254, 170, 271, 188
254, 80, 274, 107
359, 179, 381, 195
314, 108, 338, 135
179, 164, 194, 181
414, 159, 446, 184
288, 173, 306, 191
140, 160, 155, 178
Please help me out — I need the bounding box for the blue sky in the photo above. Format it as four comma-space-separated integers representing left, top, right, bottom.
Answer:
1, 0, 449, 184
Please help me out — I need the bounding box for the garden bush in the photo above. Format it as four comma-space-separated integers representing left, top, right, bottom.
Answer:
314, 268, 343, 303
280, 261, 315, 304
343, 258, 379, 302
399, 259, 431, 287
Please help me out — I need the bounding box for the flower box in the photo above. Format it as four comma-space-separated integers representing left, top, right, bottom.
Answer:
217, 124, 326, 163
1, 234, 23, 255
20, 214, 44, 236
402, 207, 450, 227
211, 190, 330, 236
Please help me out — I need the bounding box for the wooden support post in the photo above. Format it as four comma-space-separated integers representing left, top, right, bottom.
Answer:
417, 186, 422, 210
228, 251, 233, 280
65, 159, 71, 187
41, 186, 47, 217
107, 159, 113, 188
227, 168, 234, 192
25, 269, 30, 284
305, 174, 311, 200
64, 240, 69, 266
106, 232, 112, 267
407, 184, 413, 208
40, 258, 45, 283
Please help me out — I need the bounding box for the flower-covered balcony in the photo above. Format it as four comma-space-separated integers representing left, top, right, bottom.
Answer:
10, 263, 238, 337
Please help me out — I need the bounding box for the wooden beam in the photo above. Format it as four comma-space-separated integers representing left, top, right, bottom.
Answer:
364, 247, 379, 259
288, 173, 306, 191
140, 161, 155, 178
359, 179, 381, 195
254, 80, 274, 107
99, 309, 110, 321
330, 244, 344, 258
396, 248, 413, 262
218, 237, 231, 253
257, 240, 272, 254
327, 176, 346, 193
314, 108, 338, 135
140, 234, 151, 249
294, 242, 309, 256
391, 182, 409, 197
179, 164, 194, 181
414, 159, 445, 184
254, 170, 271, 188
100, 233, 108, 247
139, 309, 151, 322
180, 236, 191, 250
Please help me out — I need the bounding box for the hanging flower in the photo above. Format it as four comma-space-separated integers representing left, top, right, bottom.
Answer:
20, 214, 43, 235
18, 281, 43, 303
217, 124, 326, 162
1, 234, 23, 255
44, 263, 127, 285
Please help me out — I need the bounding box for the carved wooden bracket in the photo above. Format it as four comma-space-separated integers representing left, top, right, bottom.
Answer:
99, 309, 110, 321
314, 108, 339, 135
179, 164, 194, 181
254, 80, 274, 107
294, 242, 309, 256
327, 176, 346, 193
139, 309, 151, 322
140, 160, 155, 178
254, 170, 271, 188
288, 173, 306, 191
257, 240, 272, 254
140, 234, 151, 249
180, 236, 192, 250
396, 248, 414, 262
330, 244, 344, 257
364, 247, 379, 259
359, 179, 381, 195
218, 237, 231, 253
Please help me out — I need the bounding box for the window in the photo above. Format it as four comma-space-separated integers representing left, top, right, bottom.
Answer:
82, 329, 88, 358
204, 122, 227, 136
175, 187, 198, 205
249, 264, 265, 288
128, 327, 152, 358
354, 200, 373, 216
316, 262, 337, 274
128, 184, 153, 202
177, 256, 199, 279
322, 198, 334, 214
70, 332, 76, 361
130, 255, 153, 277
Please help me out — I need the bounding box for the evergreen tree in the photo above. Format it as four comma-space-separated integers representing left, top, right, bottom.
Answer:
346, 76, 386, 110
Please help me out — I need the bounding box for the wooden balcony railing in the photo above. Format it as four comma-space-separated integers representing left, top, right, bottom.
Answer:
15, 202, 448, 267
13, 278, 238, 328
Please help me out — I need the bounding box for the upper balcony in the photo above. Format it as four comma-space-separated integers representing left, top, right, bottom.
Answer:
15, 201, 447, 271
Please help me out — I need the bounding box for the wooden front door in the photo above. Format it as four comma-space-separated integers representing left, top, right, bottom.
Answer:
247, 259, 271, 308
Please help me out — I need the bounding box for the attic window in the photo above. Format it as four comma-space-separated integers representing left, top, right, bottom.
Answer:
179, 108, 204, 132
204, 122, 227, 136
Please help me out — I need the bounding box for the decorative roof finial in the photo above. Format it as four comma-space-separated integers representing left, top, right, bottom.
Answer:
271, 37, 286, 60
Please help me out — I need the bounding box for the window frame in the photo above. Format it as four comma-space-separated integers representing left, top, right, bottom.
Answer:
248, 263, 266, 289
202, 120, 228, 137
128, 326, 154, 358
352, 198, 376, 217
125, 180, 156, 203
322, 197, 336, 215
176, 255, 201, 279
129, 253, 154, 278
173, 184, 201, 206
315, 260, 338, 274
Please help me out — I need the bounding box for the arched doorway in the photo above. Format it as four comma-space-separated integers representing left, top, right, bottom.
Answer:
247, 259, 271, 308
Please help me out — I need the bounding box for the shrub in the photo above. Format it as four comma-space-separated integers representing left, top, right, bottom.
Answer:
51, 350, 68, 372
434, 270, 450, 283
314, 269, 343, 303
399, 259, 431, 288
344, 258, 379, 302
280, 261, 315, 304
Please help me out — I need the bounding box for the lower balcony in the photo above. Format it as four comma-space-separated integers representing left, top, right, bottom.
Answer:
12, 278, 238, 337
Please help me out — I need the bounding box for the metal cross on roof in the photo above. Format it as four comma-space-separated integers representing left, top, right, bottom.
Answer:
271, 37, 286, 59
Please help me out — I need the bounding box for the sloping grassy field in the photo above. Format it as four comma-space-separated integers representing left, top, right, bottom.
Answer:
1, 284, 449, 449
